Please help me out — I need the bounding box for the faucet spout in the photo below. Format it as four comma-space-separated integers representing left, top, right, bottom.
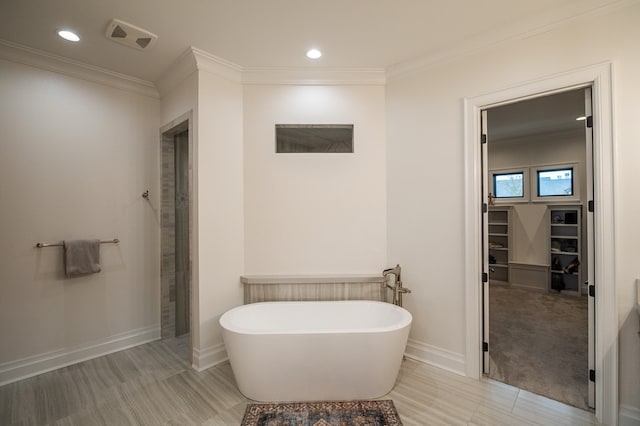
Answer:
383, 264, 402, 280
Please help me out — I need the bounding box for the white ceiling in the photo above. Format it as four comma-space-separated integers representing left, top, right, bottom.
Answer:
488, 89, 587, 143
0, 0, 623, 82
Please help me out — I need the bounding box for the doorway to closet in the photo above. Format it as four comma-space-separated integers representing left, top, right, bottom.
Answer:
481, 88, 594, 410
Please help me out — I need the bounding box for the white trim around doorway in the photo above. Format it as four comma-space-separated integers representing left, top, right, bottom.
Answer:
463, 62, 617, 425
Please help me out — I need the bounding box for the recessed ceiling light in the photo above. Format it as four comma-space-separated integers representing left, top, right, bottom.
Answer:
58, 29, 80, 42
306, 49, 322, 59
576, 116, 586, 121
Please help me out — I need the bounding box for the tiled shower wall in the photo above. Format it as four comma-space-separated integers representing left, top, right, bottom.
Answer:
174, 131, 190, 336
161, 136, 176, 339
161, 119, 191, 340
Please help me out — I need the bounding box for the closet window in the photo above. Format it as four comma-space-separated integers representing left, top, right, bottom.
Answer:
493, 171, 525, 199
537, 168, 574, 197
531, 163, 579, 202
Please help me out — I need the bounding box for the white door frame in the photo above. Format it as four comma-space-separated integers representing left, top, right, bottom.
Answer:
463, 62, 617, 425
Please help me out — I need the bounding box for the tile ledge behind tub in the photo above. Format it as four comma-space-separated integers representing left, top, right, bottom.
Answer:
241, 274, 388, 304
240, 274, 386, 284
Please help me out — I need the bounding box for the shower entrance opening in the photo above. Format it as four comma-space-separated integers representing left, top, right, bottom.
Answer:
161, 116, 193, 359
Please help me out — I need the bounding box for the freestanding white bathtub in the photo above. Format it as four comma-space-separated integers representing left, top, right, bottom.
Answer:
219, 300, 412, 402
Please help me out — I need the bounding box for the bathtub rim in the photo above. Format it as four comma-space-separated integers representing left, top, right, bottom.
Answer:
219, 300, 412, 336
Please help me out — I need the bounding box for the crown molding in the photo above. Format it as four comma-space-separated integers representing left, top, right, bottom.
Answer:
158, 46, 385, 88
191, 47, 243, 83
386, 0, 633, 81
156, 47, 243, 96
0, 39, 378, 96
242, 66, 386, 86
0, 39, 159, 98
191, 46, 385, 85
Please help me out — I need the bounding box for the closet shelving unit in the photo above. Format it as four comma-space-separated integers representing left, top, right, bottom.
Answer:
549, 206, 582, 295
488, 207, 511, 286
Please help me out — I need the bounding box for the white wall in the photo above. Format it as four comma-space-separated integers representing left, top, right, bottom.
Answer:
160, 71, 197, 127
158, 54, 245, 368
195, 70, 244, 361
0, 58, 160, 379
386, 2, 640, 412
243, 85, 387, 274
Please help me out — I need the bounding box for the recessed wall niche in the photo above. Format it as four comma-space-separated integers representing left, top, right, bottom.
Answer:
275, 124, 354, 153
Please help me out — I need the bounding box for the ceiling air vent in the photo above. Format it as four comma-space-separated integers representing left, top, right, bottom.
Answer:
105, 19, 157, 51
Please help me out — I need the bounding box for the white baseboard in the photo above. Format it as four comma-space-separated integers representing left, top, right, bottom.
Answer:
404, 338, 466, 376
620, 404, 640, 426
192, 342, 228, 371
0, 324, 160, 386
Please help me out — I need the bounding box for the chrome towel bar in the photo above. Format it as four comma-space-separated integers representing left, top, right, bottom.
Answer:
35, 238, 120, 248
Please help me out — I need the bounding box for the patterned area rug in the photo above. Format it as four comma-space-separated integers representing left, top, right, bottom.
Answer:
241, 400, 402, 426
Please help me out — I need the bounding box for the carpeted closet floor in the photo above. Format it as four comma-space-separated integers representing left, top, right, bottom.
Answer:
488, 285, 590, 411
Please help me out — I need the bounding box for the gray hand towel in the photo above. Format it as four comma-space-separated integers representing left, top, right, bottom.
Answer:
63, 239, 101, 277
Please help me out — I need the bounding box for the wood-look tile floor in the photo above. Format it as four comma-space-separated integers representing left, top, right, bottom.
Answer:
0, 336, 599, 425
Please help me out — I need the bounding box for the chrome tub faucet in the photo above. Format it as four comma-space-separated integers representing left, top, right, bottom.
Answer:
383, 264, 411, 307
